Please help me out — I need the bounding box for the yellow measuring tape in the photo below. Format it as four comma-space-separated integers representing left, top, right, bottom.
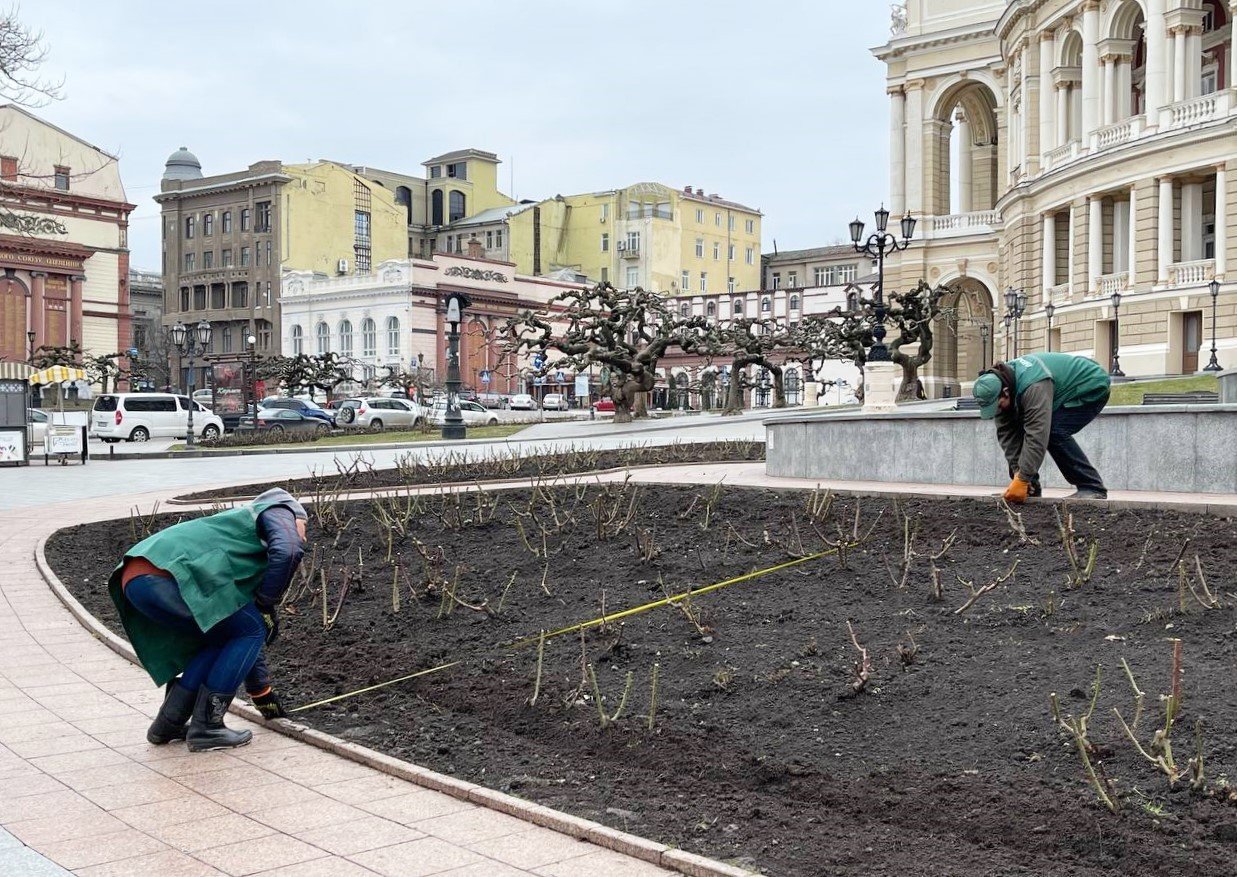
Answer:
289, 547, 839, 713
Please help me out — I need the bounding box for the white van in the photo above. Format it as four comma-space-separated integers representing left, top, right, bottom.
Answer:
92, 393, 224, 443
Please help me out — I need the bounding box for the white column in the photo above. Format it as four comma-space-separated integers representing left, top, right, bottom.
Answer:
1019, 39, 1031, 169
1182, 182, 1204, 262
1231, 3, 1237, 90
1088, 196, 1104, 289
957, 113, 973, 212
1102, 57, 1116, 126
1039, 32, 1056, 157
1186, 27, 1202, 99
1057, 83, 1070, 145
904, 81, 924, 216
1174, 28, 1187, 102
1116, 58, 1132, 119
1158, 176, 1174, 282
1146, 0, 1168, 121
1081, 1, 1101, 140
1216, 166, 1228, 278
1128, 185, 1138, 286
1043, 212, 1056, 289
1067, 205, 1077, 293
889, 87, 906, 216
1113, 200, 1130, 273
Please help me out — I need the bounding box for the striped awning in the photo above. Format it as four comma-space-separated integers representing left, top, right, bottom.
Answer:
29, 365, 87, 385
0, 362, 35, 380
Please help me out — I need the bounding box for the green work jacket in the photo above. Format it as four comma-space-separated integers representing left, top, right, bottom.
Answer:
1006, 352, 1110, 410
108, 495, 289, 686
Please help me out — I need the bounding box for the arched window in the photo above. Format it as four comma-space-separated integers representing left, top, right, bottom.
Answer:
315, 322, 329, 354
846, 290, 859, 312
448, 191, 466, 222
203, 214, 213, 236
185, 216, 195, 239
789, 294, 800, 311
431, 189, 444, 225
291, 324, 303, 356
733, 299, 744, 316
338, 319, 353, 356
396, 186, 413, 224
386, 316, 400, 355
761, 297, 771, 313
679, 302, 690, 317
361, 318, 376, 357
706, 301, 716, 317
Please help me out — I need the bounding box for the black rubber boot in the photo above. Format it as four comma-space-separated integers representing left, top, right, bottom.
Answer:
146, 680, 196, 744
186, 687, 253, 752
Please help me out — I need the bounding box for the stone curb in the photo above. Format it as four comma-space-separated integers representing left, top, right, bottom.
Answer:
33, 534, 759, 877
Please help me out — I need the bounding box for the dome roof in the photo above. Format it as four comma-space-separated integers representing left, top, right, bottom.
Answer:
163, 146, 203, 181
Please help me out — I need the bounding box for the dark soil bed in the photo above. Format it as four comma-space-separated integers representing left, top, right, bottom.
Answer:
174, 439, 765, 503
48, 484, 1237, 877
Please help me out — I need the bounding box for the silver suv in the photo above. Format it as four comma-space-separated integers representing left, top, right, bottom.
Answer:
335, 397, 425, 431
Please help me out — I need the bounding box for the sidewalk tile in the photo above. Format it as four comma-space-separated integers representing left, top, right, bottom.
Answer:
0, 845, 74, 876
246, 858, 384, 877
348, 836, 483, 876
358, 791, 474, 825
471, 829, 594, 869
148, 812, 277, 853
6, 810, 126, 846
0, 772, 68, 799
212, 781, 332, 814
79, 773, 190, 810
75, 848, 227, 877
413, 808, 534, 845
27, 746, 130, 775
442, 862, 535, 877
6, 731, 104, 759
293, 816, 425, 856
35, 826, 169, 870
145, 751, 251, 777
0, 787, 100, 822
313, 774, 414, 805
196, 834, 327, 876
113, 794, 229, 831
176, 765, 285, 796
534, 849, 672, 876
249, 798, 370, 834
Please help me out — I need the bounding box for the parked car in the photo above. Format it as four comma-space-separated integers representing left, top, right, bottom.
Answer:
27, 408, 48, 446
261, 396, 336, 427
92, 393, 224, 442
476, 392, 509, 409
191, 389, 214, 404
508, 393, 538, 411
592, 398, 616, 415
541, 393, 569, 411
428, 399, 500, 426
242, 408, 332, 436
335, 397, 425, 431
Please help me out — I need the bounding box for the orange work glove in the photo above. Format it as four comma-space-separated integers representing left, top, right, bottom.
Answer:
1003, 474, 1031, 504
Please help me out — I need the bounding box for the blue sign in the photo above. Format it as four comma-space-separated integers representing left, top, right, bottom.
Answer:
479, 370, 491, 384
555, 370, 565, 383
534, 376, 544, 386
533, 354, 546, 368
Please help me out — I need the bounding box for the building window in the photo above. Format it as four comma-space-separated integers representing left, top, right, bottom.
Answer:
838, 264, 858, 283
355, 211, 372, 273
601, 232, 609, 252
257, 320, 272, 350
53, 165, 69, 190
681, 270, 690, 291
728, 244, 735, 261
193, 286, 206, 309
316, 322, 329, 354
772, 272, 781, 289
728, 215, 735, 231
695, 208, 704, 223
789, 294, 800, 311
626, 231, 640, 251
746, 247, 754, 265
203, 214, 214, 236
221, 327, 232, 353
184, 252, 196, 271
264, 282, 272, 306
386, 316, 400, 355
787, 271, 798, 288
179, 288, 190, 311
211, 285, 225, 309
728, 277, 736, 294
761, 297, 771, 313
185, 217, 195, 239
813, 267, 828, 286
429, 165, 442, 179
495, 229, 503, 247
486, 230, 494, 248
695, 239, 704, 258
222, 211, 232, 234
431, 189, 444, 225
706, 301, 716, 317
338, 320, 353, 356
733, 298, 743, 316
255, 244, 262, 267
745, 219, 755, 234
600, 267, 608, 283
448, 190, 466, 222
601, 203, 610, 222
626, 266, 639, 287
700, 272, 707, 292
713, 242, 720, 260
231, 282, 248, 308
361, 318, 376, 357
715, 212, 721, 226
680, 302, 690, 317
203, 251, 214, 269
240, 247, 251, 267
0, 156, 16, 181
446, 162, 467, 180
222, 248, 232, 267
266, 241, 272, 267
255, 201, 271, 232
241, 208, 251, 231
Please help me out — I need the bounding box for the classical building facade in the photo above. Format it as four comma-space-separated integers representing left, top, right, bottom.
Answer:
0, 106, 134, 367
878, 0, 1237, 393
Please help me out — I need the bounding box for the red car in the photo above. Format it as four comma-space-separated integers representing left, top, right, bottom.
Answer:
592, 398, 615, 414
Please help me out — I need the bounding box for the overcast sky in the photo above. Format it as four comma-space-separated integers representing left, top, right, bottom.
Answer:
26, 0, 892, 271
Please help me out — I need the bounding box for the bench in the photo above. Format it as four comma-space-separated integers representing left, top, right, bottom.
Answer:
1141, 391, 1219, 405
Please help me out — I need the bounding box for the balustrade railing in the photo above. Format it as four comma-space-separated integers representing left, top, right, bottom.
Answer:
1168, 259, 1215, 288
1097, 272, 1129, 297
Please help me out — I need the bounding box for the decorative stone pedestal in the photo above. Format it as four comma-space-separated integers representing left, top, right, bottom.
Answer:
863, 362, 900, 413
804, 382, 819, 407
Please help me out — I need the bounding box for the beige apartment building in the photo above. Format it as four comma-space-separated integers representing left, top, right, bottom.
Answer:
877, 0, 1237, 394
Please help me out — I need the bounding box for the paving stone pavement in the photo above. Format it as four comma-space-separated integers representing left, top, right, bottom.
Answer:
0, 483, 685, 876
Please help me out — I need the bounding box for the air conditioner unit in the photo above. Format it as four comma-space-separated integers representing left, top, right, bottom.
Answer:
599, 216, 606, 223
337, 259, 349, 274
616, 241, 626, 251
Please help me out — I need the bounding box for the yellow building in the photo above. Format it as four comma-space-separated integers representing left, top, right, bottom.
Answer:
444, 182, 763, 294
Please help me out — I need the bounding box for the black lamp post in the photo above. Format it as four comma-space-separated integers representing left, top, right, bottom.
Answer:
245, 333, 257, 430
1109, 291, 1125, 377
442, 293, 470, 440
1203, 279, 1223, 371
170, 320, 212, 448
1004, 287, 1028, 358
849, 205, 916, 361
978, 322, 990, 374
1044, 302, 1056, 352
1003, 312, 1013, 358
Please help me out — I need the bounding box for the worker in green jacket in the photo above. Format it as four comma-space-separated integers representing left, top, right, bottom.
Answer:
109, 488, 307, 751
972, 352, 1112, 503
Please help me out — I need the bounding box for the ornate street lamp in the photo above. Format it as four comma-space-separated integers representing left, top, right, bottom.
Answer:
245, 333, 257, 430
849, 204, 916, 362
978, 322, 990, 374
170, 320, 212, 448
1004, 287, 1028, 358
1203, 279, 1223, 371
1109, 291, 1125, 377
1044, 302, 1056, 352
442, 293, 471, 440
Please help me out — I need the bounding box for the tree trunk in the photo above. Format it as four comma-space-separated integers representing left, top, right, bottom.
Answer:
721, 361, 750, 416
771, 366, 786, 409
